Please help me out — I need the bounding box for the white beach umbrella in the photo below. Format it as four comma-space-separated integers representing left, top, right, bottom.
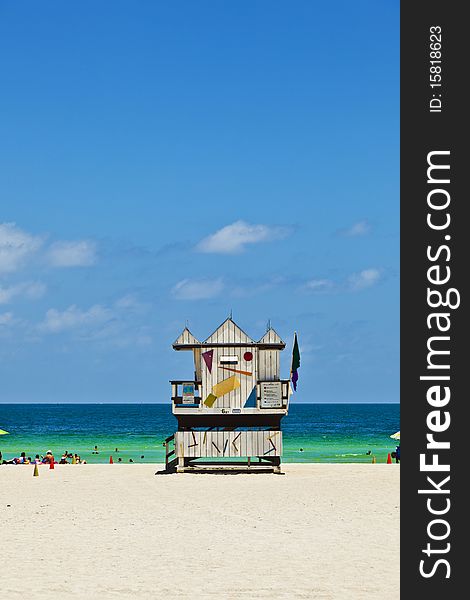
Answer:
390, 431, 400, 440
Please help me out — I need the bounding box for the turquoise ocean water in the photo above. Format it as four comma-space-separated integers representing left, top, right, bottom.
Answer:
0, 403, 399, 464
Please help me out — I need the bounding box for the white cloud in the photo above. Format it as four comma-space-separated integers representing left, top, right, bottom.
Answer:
348, 268, 382, 291
46, 240, 97, 267
172, 278, 224, 300
197, 220, 291, 254
339, 220, 371, 237
0, 312, 17, 327
230, 275, 288, 298
39, 304, 113, 333
0, 221, 98, 274
304, 279, 334, 293
36, 295, 152, 348
0, 281, 46, 305
113, 294, 145, 311
0, 222, 44, 274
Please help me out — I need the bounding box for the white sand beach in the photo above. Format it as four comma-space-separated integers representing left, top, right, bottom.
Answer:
0, 464, 399, 599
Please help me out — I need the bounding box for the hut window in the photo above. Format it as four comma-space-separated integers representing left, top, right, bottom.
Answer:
220, 355, 238, 365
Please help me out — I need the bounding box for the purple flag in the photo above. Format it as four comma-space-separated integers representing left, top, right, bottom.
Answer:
291, 369, 299, 391
202, 350, 214, 373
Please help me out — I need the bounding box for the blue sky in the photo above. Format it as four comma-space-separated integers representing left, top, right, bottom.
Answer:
0, 1, 399, 403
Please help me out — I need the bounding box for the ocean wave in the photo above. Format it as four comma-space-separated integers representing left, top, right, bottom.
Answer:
335, 453, 362, 457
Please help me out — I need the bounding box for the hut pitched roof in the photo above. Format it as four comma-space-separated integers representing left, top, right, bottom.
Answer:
204, 318, 254, 344
173, 327, 201, 347
173, 319, 285, 349
258, 328, 285, 345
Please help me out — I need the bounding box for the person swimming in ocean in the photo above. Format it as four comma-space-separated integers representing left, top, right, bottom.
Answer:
366, 450, 372, 456
299, 448, 304, 452
92, 445, 99, 454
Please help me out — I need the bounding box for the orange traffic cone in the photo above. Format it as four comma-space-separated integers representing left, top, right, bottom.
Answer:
109, 455, 113, 464
387, 453, 392, 464
33, 463, 39, 477
49, 458, 55, 469
372, 456, 376, 464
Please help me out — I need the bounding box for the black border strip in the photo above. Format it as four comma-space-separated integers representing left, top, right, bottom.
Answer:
401, 2, 465, 595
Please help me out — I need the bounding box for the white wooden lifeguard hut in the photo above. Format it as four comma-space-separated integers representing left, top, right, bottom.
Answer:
163, 317, 291, 473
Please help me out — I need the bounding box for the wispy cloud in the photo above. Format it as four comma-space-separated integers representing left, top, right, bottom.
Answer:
0, 222, 98, 274
347, 268, 382, 291
196, 220, 291, 254
46, 240, 97, 267
0, 222, 44, 274
172, 278, 224, 300
36, 295, 153, 348
38, 304, 114, 333
34, 294, 153, 348
303, 279, 334, 293
230, 275, 288, 298
0, 281, 46, 304
0, 312, 18, 327
337, 220, 371, 237
302, 268, 383, 293
114, 294, 143, 311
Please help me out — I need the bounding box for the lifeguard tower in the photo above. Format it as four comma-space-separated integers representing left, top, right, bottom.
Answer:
163, 317, 291, 473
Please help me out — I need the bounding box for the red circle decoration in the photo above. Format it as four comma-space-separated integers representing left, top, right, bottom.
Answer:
243, 351, 253, 361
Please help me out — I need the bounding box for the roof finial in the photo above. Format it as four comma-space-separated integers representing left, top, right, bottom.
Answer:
229, 308, 233, 320
266, 318, 271, 332
185, 318, 189, 329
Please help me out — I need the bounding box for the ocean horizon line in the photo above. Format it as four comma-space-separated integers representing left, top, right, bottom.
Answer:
1, 401, 400, 406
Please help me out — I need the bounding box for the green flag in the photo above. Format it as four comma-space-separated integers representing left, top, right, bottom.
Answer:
290, 332, 300, 391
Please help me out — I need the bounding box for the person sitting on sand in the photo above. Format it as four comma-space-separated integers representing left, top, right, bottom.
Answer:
5, 452, 29, 464
18, 452, 30, 464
